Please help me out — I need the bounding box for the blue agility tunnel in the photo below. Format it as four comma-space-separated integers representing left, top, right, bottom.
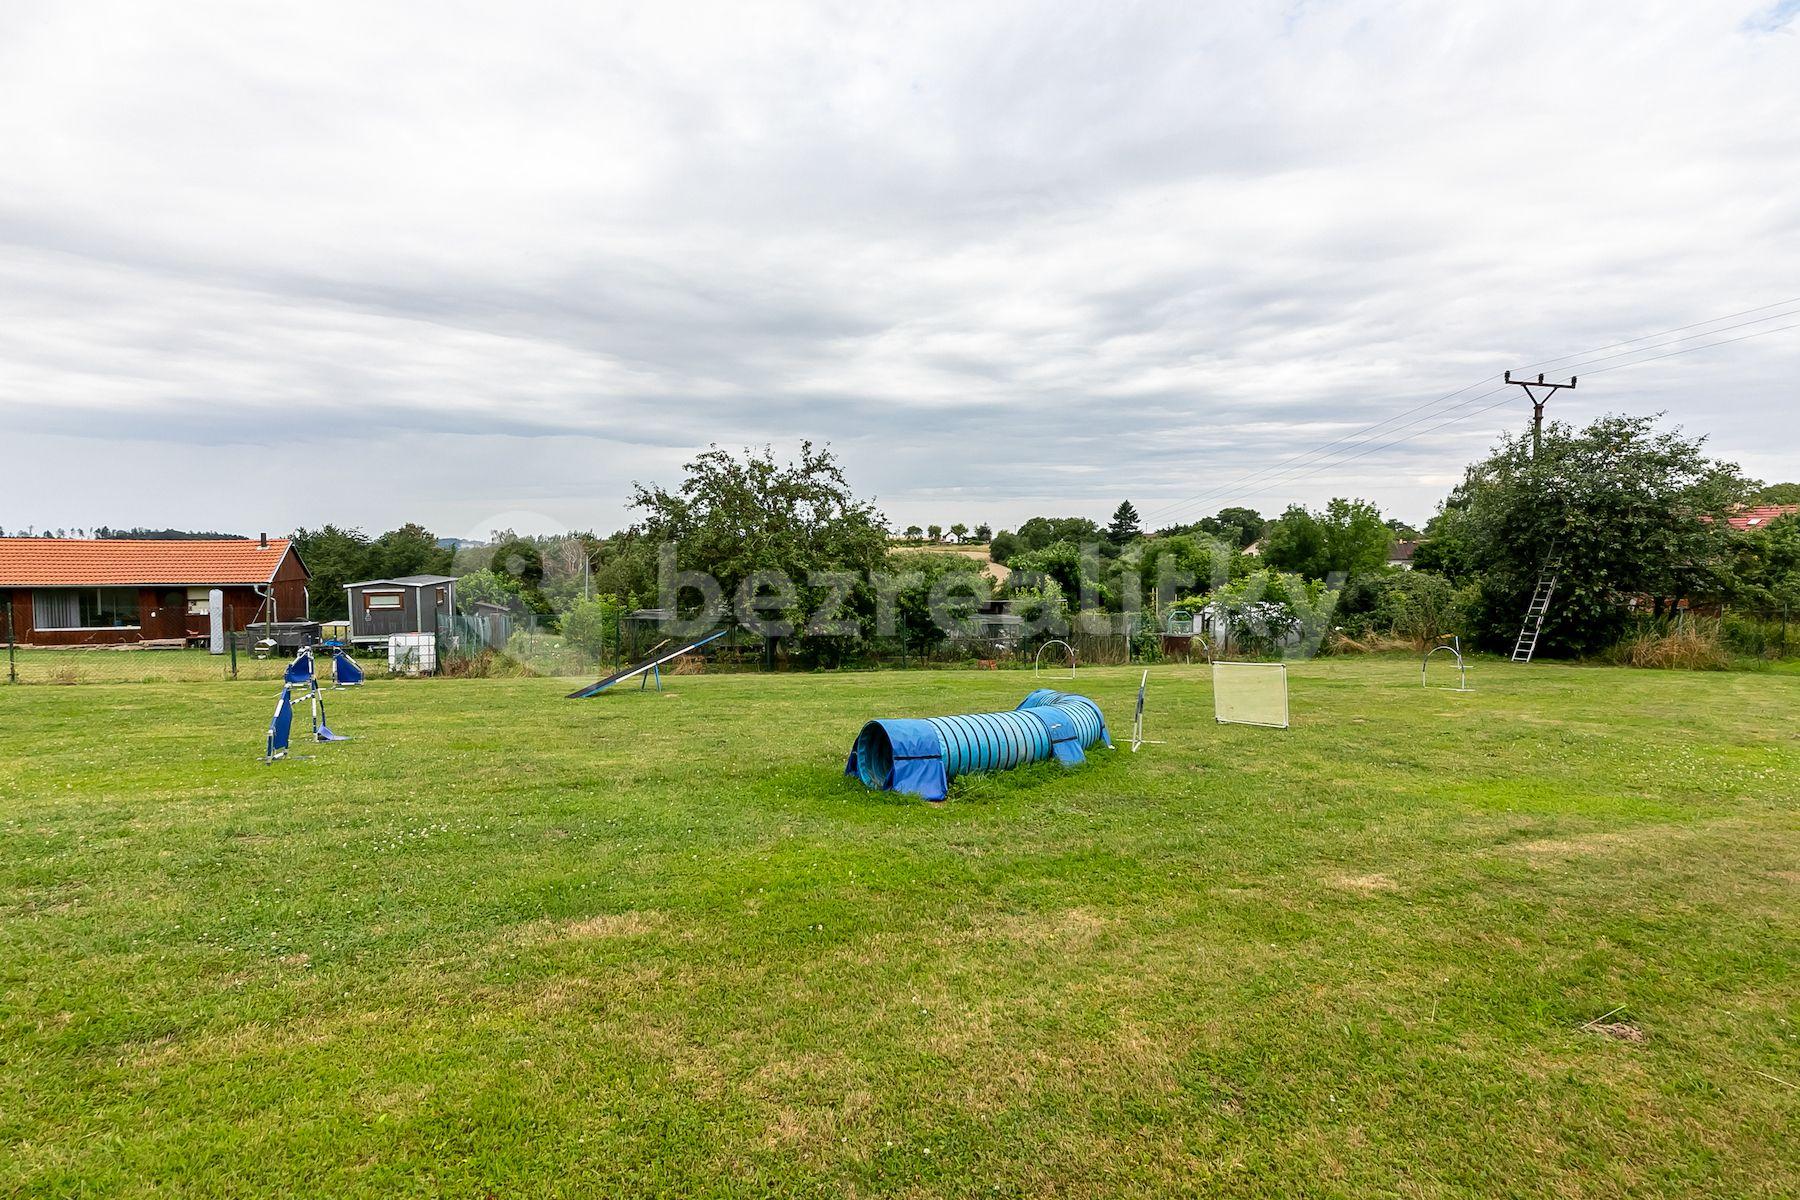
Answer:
845, 690, 1112, 801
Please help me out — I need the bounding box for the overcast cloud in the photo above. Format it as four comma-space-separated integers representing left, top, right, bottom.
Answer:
1, 0, 1796, 539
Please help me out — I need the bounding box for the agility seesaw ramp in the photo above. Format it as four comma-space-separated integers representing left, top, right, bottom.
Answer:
845, 689, 1112, 801
566, 629, 730, 698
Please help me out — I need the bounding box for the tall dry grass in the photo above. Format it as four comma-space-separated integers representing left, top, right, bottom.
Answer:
1607, 617, 1730, 671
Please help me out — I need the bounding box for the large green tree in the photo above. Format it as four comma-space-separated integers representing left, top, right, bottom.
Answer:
629, 442, 889, 663
1261, 499, 1392, 581
1195, 506, 1266, 550
1444, 415, 1750, 655
290, 525, 372, 620
1014, 516, 1106, 553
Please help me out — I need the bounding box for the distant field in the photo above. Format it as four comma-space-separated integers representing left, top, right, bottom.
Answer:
2, 659, 1795, 1197
888, 541, 1009, 583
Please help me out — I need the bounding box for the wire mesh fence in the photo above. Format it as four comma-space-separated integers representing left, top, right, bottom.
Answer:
0, 606, 1221, 686
432, 612, 1193, 681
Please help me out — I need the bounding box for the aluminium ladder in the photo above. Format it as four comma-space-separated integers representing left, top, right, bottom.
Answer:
1511, 558, 1560, 663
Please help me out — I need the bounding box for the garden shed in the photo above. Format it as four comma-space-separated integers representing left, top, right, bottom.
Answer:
344, 575, 457, 644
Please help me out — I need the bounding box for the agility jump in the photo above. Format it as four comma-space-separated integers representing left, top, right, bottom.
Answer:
263, 645, 363, 762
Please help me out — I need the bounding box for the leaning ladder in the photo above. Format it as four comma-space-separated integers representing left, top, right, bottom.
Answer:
1511, 558, 1560, 663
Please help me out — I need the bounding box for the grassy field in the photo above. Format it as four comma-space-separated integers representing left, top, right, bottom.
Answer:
1, 658, 1795, 1197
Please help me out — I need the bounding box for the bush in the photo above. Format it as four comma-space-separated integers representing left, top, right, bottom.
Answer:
503, 629, 599, 676
1195, 570, 1335, 658
1335, 570, 1472, 649
561, 596, 624, 661
1720, 612, 1800, 660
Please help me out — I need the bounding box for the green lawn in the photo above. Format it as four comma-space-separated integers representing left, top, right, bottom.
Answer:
2, 659, 1795, 1197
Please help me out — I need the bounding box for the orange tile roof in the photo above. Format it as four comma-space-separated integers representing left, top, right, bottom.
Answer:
1726, 504, 1800, 531
0, 538, 300, 587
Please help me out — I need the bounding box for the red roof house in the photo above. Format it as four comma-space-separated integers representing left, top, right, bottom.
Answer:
1724, 503, 1800, 531
0, 537, 309, 645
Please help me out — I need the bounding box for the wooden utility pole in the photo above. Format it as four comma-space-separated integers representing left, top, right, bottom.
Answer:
1505, 371, 1578, 458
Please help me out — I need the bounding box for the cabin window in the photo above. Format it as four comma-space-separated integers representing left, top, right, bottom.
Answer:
363, 590, 404, 610
33, 588, 140, 630
436, 587, 448, 607
186, 587, 213, 616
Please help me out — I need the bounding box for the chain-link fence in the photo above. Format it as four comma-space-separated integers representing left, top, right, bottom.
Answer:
0, 613, 320, 684
432, 611, 1199, 681
0, 606, 1208, 686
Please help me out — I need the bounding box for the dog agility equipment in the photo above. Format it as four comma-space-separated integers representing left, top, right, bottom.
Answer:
845, 689, 1111, 801
567, 629, 729, 698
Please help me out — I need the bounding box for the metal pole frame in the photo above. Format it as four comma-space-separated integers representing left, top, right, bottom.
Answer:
1504, 371, 1578, 459
1422, 637, 1472, 692
1034, 639, 1077, 678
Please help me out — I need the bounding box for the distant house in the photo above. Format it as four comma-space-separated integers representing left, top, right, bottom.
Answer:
1388, 540, 1419, 570
343, 575, 457, 644
1725, 504, 1800, 531
0, 536, 307, 646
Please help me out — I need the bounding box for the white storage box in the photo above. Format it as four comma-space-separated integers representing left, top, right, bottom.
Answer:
388, 632, 437, 675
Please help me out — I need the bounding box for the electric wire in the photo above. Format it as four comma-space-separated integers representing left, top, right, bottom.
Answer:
1140, 303, 1800, 526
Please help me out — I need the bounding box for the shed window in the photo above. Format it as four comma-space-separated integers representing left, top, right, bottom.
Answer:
364, 591, 404, 610
187, 587, 213, 616
33, 588, 139, 630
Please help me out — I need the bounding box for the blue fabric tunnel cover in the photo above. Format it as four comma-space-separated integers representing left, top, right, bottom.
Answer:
845, 691, 1112, 801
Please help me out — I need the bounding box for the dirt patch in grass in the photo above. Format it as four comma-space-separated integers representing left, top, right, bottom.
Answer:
503, 909, 670, 947
1588, 1021, 1648, 1044
989, 907, 1111, 947
1327, 872, 1399, 894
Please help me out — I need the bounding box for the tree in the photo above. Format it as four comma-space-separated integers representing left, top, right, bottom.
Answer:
630, 441, 889, 662
972, 522, 992, 542
1015, 516, 1105, 553
1196, 506, 1266, 550
290, 525, 373, 620
1410, 506, 1480, 583
948, 522, 970, 542
1108, 501, 1142, 543
1754, 482, 1800, 505
883, 550, 993, 653
1445, 415, 1750, 655
455, 568, 522, 612
561, 595, 625, 662
1260, 507, 1328, 578
488, 537, 545, 589
1727, 513, 1800, 614
1262, 499, 1392, 581
370, 522, 453, 580
927, 524, 943, 543
1121, 533, 1235, 608
902, 524, 924, 541
989, 530, 1021, 564
1385, 517, 1422, 540
1007, 541, 1096, 608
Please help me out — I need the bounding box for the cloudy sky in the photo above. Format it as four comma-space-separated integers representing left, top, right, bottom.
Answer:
2, 1, 1797, 541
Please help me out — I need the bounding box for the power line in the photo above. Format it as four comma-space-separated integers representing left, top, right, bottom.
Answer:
1136, 374, 1502, 524
1578, 318, 1800, 376
1527, 306, 1800, 374
1512, 296, 1800, 374
1141, 301, 1800, 526
1214, 319, 1800, 507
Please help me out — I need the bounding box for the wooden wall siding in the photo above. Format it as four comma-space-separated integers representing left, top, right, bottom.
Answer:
3, 585, 290, 646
